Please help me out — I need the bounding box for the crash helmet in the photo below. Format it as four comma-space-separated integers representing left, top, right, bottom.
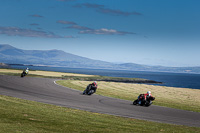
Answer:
147, 91, 151, 96
26, 68, 29, 70
93, 81, 97, 85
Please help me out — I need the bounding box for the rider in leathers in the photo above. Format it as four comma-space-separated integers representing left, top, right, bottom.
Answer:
83, 81, 98, 95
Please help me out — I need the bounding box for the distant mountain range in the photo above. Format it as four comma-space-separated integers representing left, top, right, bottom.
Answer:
1, 44, 200, 74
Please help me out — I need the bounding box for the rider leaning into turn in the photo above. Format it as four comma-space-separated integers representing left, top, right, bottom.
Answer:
137, 91, 154, 104
91, 81, 98, 92
24, 68, 29, 74
144, 91, 153, 101
83, 81, 98, 95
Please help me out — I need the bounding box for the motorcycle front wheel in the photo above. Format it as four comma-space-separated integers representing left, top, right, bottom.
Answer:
133, 100, 138, 105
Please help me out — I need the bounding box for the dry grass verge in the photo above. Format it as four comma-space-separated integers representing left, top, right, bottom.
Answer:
57, 80, 200, 112
0, 68, 94, 77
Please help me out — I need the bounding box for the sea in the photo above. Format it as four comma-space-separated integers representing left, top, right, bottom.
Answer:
10, 65, 200, 90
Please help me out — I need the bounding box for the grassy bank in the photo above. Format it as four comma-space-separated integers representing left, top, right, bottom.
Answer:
0, 68, 94, 78
1, 95, 199, 132
0, 68, 159, 83
56, 80, 200, 112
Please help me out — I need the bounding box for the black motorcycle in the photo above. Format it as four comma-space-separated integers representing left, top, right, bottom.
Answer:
83, 85, 95, 95
21, 71, 28, 77
133, 94, 155, 107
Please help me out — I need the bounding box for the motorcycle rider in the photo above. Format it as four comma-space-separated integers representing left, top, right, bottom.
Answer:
144, 91, 152, 100
138, 91, 155, 105
83, 81, 98, 95
21, 68, 29, 77
24, 68, 29, 74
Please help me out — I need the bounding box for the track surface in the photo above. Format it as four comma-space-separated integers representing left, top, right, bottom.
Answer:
0, 75, 200, 127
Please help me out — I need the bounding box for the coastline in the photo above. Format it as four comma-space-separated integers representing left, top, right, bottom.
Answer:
95, 78, 162, 84
0, 68, 162, 84
2, 65, 200, 89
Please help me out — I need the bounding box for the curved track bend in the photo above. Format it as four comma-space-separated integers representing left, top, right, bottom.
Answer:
0, 75, 199, 127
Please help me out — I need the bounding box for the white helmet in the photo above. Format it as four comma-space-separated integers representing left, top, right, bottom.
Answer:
147, 91, 151, 95
93, 81, 97, 84
26, 68, 29, 70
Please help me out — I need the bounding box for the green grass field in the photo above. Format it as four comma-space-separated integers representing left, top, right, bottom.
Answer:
1, 95, 199, 133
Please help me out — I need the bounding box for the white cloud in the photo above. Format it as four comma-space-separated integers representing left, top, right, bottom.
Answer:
79, 28, 135, 35
0, 26, 74, 38
74, 3, 142, 16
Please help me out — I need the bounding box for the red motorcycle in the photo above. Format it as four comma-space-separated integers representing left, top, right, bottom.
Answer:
133, 94, 155, 107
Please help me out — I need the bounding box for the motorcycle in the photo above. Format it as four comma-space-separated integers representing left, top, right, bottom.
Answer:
133, 94, 155, 107
83, 85, 95, 95
21, 71, 28, 77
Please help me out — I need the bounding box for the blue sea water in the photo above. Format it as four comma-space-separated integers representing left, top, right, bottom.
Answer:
10, 65, 200, 89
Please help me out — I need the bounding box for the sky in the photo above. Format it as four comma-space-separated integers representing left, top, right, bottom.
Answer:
0, 0, 200, 67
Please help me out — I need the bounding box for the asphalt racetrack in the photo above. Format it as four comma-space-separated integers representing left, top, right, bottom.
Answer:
0, 75, 200, 127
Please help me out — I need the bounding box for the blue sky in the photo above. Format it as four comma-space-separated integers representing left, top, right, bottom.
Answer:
0, 0, 200, 67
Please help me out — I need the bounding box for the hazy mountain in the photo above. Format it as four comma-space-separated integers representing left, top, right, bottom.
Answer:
0, 44, 200, 74
0, 44, 115, 69
116, 63, 200, 74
